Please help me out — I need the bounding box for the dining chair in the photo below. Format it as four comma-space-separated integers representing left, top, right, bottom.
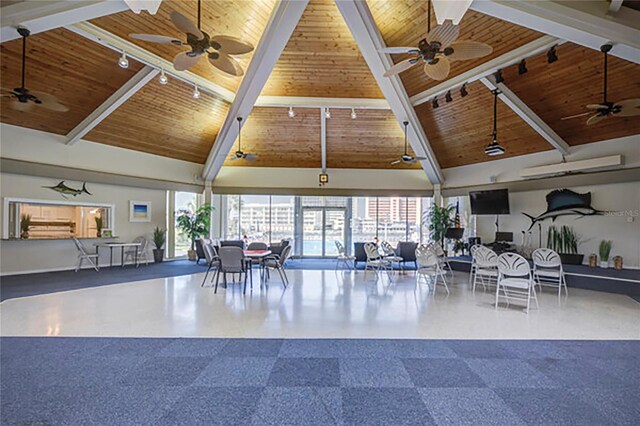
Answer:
415, 244, 449, 294
123, 236, 148, 267
496, 252, 539, 313
263, 244, 292, 287
380, 241, 403, 271
201, 243, 220, 287
472, 246, 498, 293
215, 246, 249, 294
468, 244, 482, 286
532, 248, 567, 297
364, 242, 391, 278
247, 242, 268, 250
72, 237, 100, 272
335, 241, 356, 270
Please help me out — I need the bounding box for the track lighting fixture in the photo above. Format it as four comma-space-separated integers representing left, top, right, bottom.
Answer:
351, 108, 357, 119
445, 90, 453, 103
118, 51, 129, 69
518, 59, 528, 75
288, 106, 296, 118
158, 69, 168, 85
325, 108, 331, 119
432, 97, 439, 108
192, 84, 200, 99
547, 45, 558, 63
460, 83, 468, 97
494, 69, 504, 84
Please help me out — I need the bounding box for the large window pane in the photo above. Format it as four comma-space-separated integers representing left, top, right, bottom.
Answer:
302, 209, 323, 255
352, 197, 377, 245
271, 195, 295, 244
225, 194, 241, 240
240, 195, 270, 243
175, 191, 198, 257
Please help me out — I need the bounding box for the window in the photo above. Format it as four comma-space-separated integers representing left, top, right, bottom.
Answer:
225, 194, 241, 240
352, 197, 377, 244
239, 195, 271, 243
270, 196, 295, 244
174, 191, 198, 257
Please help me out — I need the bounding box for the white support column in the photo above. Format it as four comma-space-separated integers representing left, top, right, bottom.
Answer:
65, 66, 158, 146
433, 184, 443, 207
335, 0, 443, 185
202, 0, 309, 182
480, 75, 570, 156
1, 0, 127, 42
320, 108, 327, 173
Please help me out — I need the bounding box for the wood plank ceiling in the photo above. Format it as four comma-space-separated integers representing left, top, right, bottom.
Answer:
367, 0, 542, 97
85, 78, 229, 164
415, 80, 551, 168
502, 42, 640, 146
91, 0, 277, 94
260, 0, 382, 98
0, 28, 144, 134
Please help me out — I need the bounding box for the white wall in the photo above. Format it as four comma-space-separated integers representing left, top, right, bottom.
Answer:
0, 173, 168, 275
472, 181, 640, 268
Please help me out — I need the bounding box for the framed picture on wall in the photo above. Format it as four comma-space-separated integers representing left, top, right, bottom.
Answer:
129, 201, 151, 222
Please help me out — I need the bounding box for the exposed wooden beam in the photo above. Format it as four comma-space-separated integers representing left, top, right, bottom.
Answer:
470, 0, 640, 64
1, 0, 127, 42
334, 0, 443, 185
480, 75, 570, 156
255, 96, 389, 109
201, 0, 309, 182
411, 36, 561, 107
67, 21, 236, 103
320, 108, 327, 172
65, 65, 158, 146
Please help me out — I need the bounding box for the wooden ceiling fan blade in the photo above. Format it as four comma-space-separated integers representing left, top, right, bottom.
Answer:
210, 35, 254, 55
379, 47, 420, 55
130, 34, 183, 44
208, 53, 244, 76
561, 112, 591, 120
423, 57, 450, 81
170, 11, 204, 40
173, 51, 201, 71
29, 91, 69, 112
586, 114, 607, 125
446, 41, 493, 61
11, 100, 34, 112
426, 19, 459, 48
586, 104, 608, 110
383, 58, 418, 77
613, 98, 640, 117
390, 159, 402, 165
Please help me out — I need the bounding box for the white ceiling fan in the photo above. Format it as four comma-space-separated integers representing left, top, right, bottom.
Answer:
229, 117, 257, 162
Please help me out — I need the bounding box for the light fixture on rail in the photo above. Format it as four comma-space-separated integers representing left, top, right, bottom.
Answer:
158, 68, 168, 85
351, 108, 357, 119
518, 59, 528, 75
494, 69, 504, 84
118, 50, 129, 69
192, 84, 200, 99
432, 96, 439, 108
325, 108, 331, 119
445, 90, 453, 103
460, 83, 468, 97
547, 45, 558, 63
288, 106, 296, 118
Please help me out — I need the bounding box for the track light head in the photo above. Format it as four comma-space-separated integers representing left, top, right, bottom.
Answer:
445, 90, 453, 103
288, 106, 296, 118
460, 83, 468, 97
351, 108, 357, 120
192, 84, 200, 99
158, 69, 168, 85
518, 59, 527, 75
547, 45, 558, 63
118, 51, 129, 69
325, 108, 331, 119
432, 97, 439, 108
494, 69, 504, 84
600, 43, 613, 53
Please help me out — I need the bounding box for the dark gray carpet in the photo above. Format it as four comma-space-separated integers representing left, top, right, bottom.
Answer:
0, 260, 207, 302
1, 337, 638, 425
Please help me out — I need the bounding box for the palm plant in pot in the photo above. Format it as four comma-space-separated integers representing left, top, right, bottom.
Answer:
152, 226, 166, 263
176, 204, 213, 261
598, 240, 613, 268
20, 213, 31, 239
547, 225, 583, 265
94, 215, 103, 238
424, 204, 456, 249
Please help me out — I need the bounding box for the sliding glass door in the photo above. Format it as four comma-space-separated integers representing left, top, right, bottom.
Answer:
301, 208, 346, 257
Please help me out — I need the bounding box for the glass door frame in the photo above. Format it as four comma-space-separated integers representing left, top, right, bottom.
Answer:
300, 206, 349, 258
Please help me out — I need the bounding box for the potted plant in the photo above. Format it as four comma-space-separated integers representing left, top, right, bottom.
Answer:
424, 204, 456, 248
176, 204, 213, 261
547, 225, 583, 265
20, 213, 31, 239
598, 240, 613, 268
95, 215, 103, 238
152, 226, 166, 263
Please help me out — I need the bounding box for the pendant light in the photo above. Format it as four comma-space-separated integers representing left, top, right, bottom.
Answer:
484, 89, 505, 156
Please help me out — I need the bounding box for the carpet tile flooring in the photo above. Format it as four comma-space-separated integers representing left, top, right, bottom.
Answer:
1, 338, 638, 425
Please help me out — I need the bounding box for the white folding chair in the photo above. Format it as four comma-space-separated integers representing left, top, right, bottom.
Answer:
364, 242, 391, 277
468, 244, 481, 286
123, 236, 149, 267
415, 244, 449, 294
496, 253, 539, 313
335, 241, 355, 270
433, 242, 453, 277
532, 248, 568, 297
381, 241, 403, 272
73, 237, 99, 272
472, 246, 498, 293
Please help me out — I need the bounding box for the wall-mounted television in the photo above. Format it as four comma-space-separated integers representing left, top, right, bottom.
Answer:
469, 189, 510, 215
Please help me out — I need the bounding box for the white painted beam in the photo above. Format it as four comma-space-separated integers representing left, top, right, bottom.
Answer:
470, 0, 640, 64
202, 0, 309, 182
1, 0, 127, 42
609, 0, 624, 14
320, 108, 327, 172
480, 75, 570, 156
411, 36, 560, 107
65, 65, 158, 146
255, 96, 389, 109
335, 0, 443, 185
67, 21, 235, 103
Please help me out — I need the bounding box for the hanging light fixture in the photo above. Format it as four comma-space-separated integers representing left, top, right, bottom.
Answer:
158, 69, 168, 85
485, 89, 505, 156
118, 50, 129, 69
325, 108, 331, 119
351, 108, 357, 119
192, 84, 200, 99
460, 83, 468, 97
288, 106, 296, 118
431, 0, 473, 25
124, 0, 163, 15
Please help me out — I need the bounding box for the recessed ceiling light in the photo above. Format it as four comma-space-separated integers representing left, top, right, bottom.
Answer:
351, 108, 357, 119
118, 51, 129, 69
288, 106, 296, 118
158, 69, 168, 85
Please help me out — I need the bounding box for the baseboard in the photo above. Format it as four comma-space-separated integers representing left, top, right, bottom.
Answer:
0, 258, 181, 277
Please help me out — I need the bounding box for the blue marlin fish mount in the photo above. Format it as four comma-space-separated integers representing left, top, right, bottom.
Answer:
43, 181, 92, 198
523, 189, 603, 230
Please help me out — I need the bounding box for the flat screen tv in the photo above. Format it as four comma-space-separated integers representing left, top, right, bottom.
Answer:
469, 189, 510, 215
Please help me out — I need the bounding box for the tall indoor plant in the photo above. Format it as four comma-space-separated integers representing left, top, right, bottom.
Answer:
152, 226, 166, 263
424, 204, 456, 248
176, 204, 213, 261
20, 213, 31, 239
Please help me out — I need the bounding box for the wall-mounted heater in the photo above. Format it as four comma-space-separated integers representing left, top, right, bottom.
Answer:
520, 155, 624, 178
